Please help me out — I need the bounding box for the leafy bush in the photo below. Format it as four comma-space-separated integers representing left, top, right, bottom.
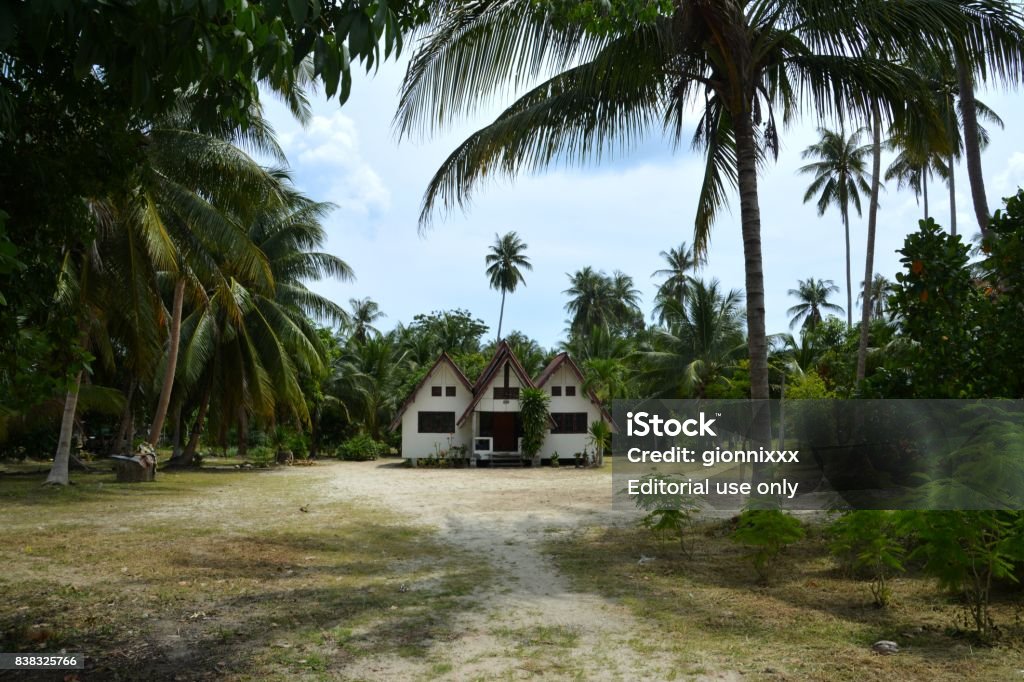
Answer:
632, 474, 700, 554
828, 511, 905, 607
732, 509, 805, 582
336, 434, 389, 461
246, 446, 276, 468
897, 510, 1024, 639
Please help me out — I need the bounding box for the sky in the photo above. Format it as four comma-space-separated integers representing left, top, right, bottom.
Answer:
260, 55, 1024, 350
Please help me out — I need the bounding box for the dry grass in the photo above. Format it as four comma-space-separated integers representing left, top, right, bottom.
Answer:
546, 519, 1024, 681
0, 465, 489, 681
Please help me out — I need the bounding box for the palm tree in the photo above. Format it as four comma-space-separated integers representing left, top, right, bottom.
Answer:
858, 274, 895, 320
652, 242, 697, 323
393, 0, 1002, 412
564, 267, 615, 336
348, 298, 384, 343
637, 279, 745, 398
787, 278, 844, 333
143, 104, 287, 447
485, 231, 532, 342
799, 128, 873, 327
885, 143, 950, 222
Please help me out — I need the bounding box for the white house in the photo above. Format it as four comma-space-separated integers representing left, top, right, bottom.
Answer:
389, 341, 611, 466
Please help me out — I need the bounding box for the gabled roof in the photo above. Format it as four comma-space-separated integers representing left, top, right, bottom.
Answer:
457, 340, 537, 427
388, 352, 473, 432
534, 352, 613, 425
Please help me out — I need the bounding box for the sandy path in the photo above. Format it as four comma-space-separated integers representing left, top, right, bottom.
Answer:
314, 461, 700, 681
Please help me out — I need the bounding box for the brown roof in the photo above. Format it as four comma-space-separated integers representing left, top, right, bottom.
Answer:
387, 352, 473, 432
457, 340, 538, 427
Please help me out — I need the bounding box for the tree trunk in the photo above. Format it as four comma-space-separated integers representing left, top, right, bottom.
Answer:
923, 170, 929, 221
734, 111, 769, 404
45, 371, 83, 486
309, 403, 321, 458
947, 96, 959, 237
114, 378, 137, 454
237, 408, 248, 458
843, 210, 853, 328
956, 52, 990, 237
496, 289, 506, 343
735, 108, 772, 485
175, 390, 210, 468
949, 160, 957, 237
170, 402, 183, 459
148, 278, 186, 445
857, 105, 883, 386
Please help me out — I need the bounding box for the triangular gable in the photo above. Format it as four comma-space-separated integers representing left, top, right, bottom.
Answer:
456, 340, 536, 427
534, 352, 614, 427
388, 352, 473, 432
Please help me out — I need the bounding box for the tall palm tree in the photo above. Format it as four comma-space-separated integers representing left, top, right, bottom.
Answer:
609, 270, 643, 330
393, 0, 1006, 412
143, 104, 286, 447
484, 231, 532, 342
787, 278, 844, 333
885, 143, 950, 222
799, 127, 873, 327
652, 242, 697, 323
348, 297, 384, 343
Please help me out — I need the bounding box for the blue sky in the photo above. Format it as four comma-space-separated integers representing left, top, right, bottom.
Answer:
261, 57, 1024, 350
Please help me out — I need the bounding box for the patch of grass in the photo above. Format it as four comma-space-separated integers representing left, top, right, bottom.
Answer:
0, 465, 490, 681
546, 524, 1024, 681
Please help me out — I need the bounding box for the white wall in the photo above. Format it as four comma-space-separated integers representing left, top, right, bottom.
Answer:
537, 364, 603, 459
470, 364, 526, 415
399, 362, 472, 461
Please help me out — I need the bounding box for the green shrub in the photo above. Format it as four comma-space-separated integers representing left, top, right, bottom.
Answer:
828, 511, 904, 607
336, 434, 388, 461
897, 510, 1024, 639
732, 509, 805, 582
247, 446, 276, 468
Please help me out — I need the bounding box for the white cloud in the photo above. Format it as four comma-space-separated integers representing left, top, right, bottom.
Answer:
994, 152, 1024, 197
280, 111, 392, 217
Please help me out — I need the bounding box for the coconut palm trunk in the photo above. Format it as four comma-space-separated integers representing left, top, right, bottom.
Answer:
45, 370, 83, 486
843, 210, 853, 328
857, 105, 883, 386
956, 53, 990, 237
735, 113, 769, 404
948, 102, 958, 237
923, 171, 929, 221
148, 277, 186, 445
175, 389, 211, 467
496, 289, 507, 342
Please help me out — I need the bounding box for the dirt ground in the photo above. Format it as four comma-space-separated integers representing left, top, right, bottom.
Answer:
314, 460, 700, 681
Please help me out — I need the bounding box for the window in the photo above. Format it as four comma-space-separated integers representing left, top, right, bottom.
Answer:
431, 386, 442, 397
446, 386, 456, 397
418, 411, 455, 433
551, 386, 562, 397
493, 387, 519, 399
551, 412, 588, 434
565, 386, 576, 397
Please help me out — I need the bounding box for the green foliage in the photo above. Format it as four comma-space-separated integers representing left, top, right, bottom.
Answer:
550, 451, 560, 467
540, 0, 673, 35
409, 310, 489, 355
246, 446, 276, 468
336, 433, 389, 461
518, 387, 551, 459
898, 510, 1024, 639
828, 511, 905, 607
640, 508, 697, 555
732, 510, 805, 583
785, 371, 835, 400
588, 420, 611, 464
